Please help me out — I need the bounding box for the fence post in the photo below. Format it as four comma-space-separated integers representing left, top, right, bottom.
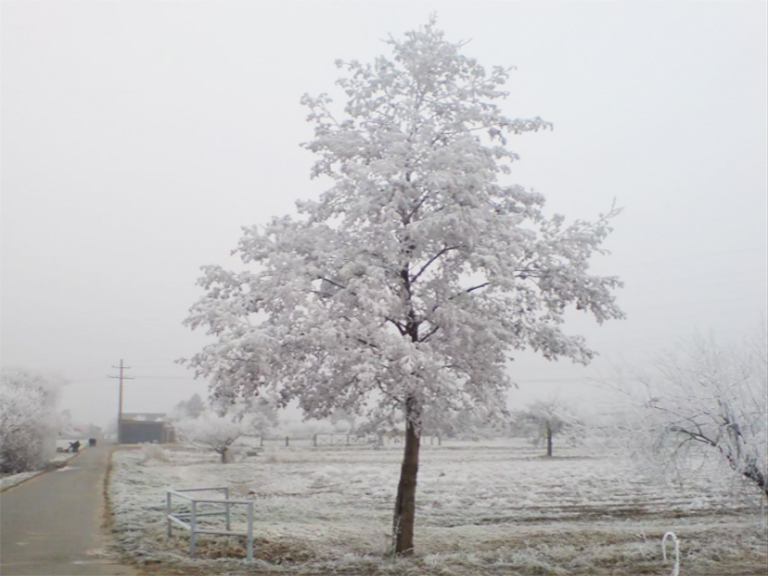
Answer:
285, 436, 289, 447
189, 500, 197, 559
166, 491, 172, 537
247, 501, 254, 561
438, 434, 442, 446
224, 487, 231, 531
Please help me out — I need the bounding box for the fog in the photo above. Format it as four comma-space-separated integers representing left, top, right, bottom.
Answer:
2, 1, 766, 429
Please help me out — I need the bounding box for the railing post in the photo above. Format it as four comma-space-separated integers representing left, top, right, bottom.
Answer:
246, 502, 254, 561
166, 491, 172, 537
224, 488, 231, 531
189, 500, 197, 559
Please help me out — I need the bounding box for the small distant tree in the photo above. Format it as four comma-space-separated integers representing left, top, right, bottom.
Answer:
185, 394, 206, 419
175, 411, 255, 463
225, 395, 279, 434
176, 394, 278, 463
183, 18, 623, 554
0, 368, 63, 474
618, 329, 767, 499
514, 400, 575, 457
169, 393, 206, 421
330, 408, 357, 434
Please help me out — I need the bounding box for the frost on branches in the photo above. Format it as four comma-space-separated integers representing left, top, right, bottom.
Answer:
0, 367, 63, 474
175, 410, 254, 464
635, 331, 768, 500
183, 18, 624, 554
514, 400, 580, 458
173, 397, 277, 463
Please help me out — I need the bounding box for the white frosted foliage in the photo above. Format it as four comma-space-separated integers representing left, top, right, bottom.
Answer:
0, 367, 63, 474
175, 410, 257, 463
183, 17, 624, 435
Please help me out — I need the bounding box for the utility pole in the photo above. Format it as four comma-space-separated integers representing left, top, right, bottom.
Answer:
108, 360, 134, 444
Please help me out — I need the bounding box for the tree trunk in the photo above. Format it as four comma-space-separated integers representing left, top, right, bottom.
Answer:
220, 447, 228, 464
742, 461, 768, 500
392, 399, 421, 555
546, 424, 553, 457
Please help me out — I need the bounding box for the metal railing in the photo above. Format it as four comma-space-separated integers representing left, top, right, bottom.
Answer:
247, 434, 442, 448
166, 486, 254, 561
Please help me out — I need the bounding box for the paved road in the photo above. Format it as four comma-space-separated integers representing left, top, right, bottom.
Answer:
0, 444, 136, 576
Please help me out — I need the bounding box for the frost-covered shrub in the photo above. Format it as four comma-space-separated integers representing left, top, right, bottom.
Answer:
0, 367, 63, 474
140, 443, 169, 465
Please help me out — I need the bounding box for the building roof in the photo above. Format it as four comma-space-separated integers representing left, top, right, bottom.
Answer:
121, 413, 167, 422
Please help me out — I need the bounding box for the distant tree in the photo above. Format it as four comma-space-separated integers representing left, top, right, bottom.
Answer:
185, 394, 206, 419
515, 400, 576, 457
222, 395, 279, 433
169, 393, 206, 421
175, 410, 255, 464
183, 18, 623, 554
0, 368, 63, 474
330, 408, 357, 434
618, 329, 767, 499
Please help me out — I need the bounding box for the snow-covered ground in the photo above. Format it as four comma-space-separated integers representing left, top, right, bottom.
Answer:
108, 439, 767, 575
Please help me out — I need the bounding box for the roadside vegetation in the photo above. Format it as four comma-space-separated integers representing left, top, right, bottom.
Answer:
0, 367, 64, 476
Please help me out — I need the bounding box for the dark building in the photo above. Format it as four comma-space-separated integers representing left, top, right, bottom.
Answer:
119, 413, 175, 444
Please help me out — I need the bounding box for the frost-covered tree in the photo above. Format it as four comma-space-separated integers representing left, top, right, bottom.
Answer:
175, 410, 256, 464
514, 399, 577, 457
329, 408, 357, 434
184, 18, 623, 554
628, 330, 767, 499
175, 394, 278, 463
223, 394, 279, 432
168, 393, 206, 421
0, 367, 63, 474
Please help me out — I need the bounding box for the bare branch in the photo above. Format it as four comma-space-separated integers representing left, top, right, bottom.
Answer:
410, 246, 460, 285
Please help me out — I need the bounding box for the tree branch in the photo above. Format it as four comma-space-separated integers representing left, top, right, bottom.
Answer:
411, 246, 460, 285
318, 276, 347, 290
464, 283, 490, 294
419, 325, 439, 343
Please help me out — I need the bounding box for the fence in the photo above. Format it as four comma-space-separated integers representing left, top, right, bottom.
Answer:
249, 434, 442, 448
166, 486, 254, 561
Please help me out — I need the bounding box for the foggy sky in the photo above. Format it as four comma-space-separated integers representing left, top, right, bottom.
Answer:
2, 1, 766, 429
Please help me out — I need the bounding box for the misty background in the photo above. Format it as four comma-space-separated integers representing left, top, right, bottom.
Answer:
2, 1, 766, 430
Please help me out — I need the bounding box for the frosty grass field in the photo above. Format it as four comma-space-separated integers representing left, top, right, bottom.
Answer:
108, 439, 767, 576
